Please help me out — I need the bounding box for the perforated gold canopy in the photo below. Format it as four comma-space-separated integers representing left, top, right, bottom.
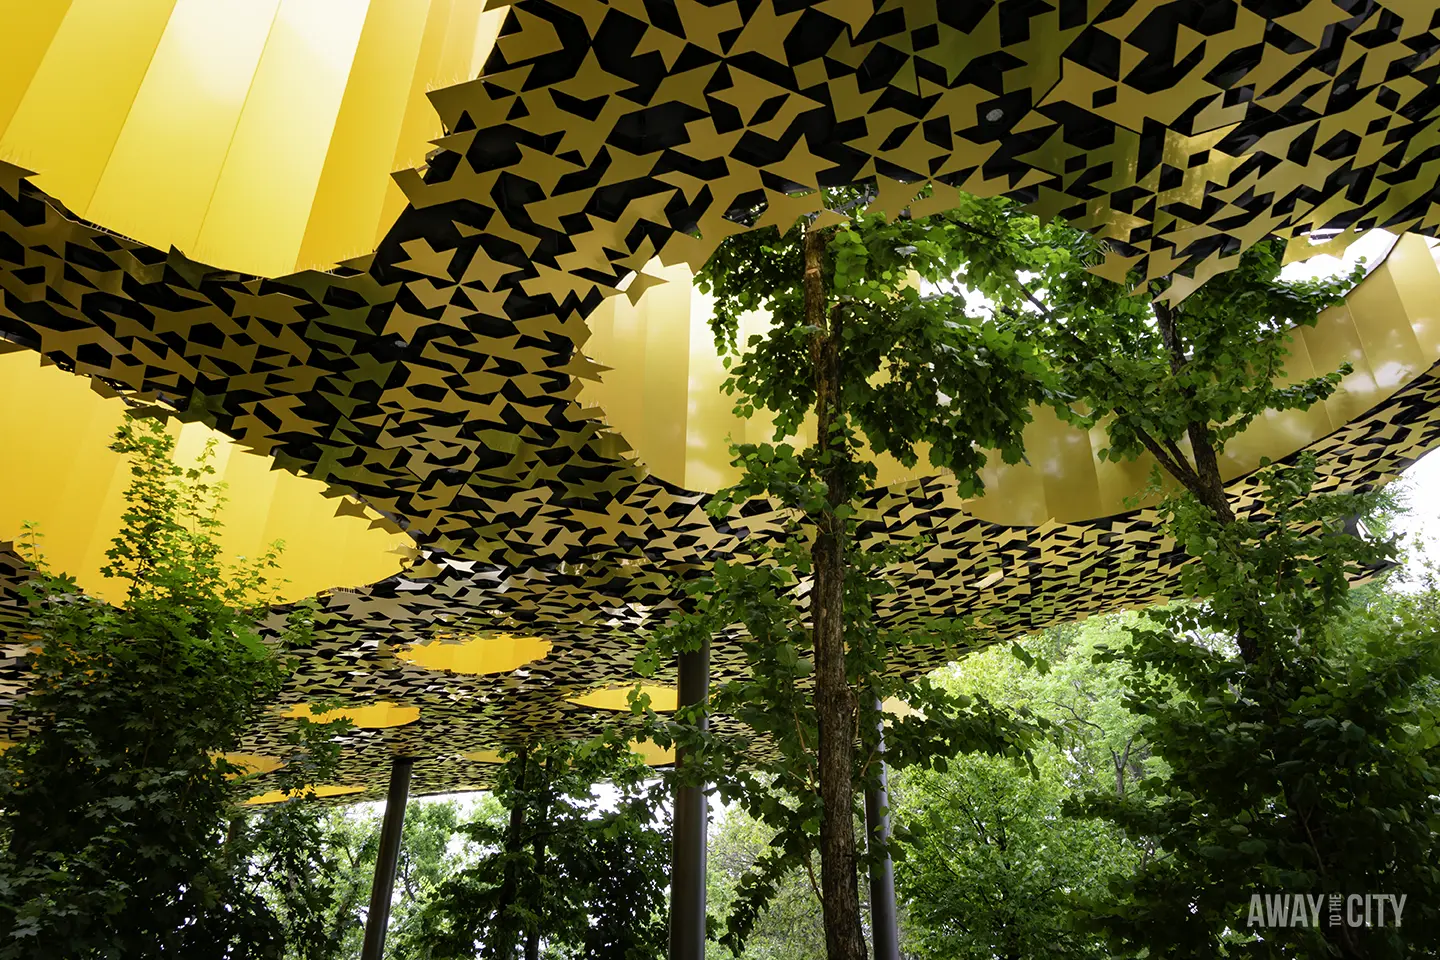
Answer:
4, 1, 1440, 800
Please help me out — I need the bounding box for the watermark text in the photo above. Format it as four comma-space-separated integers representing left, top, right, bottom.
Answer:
1246, 893, 1406, 929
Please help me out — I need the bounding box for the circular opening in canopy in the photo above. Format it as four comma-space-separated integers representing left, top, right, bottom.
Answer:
396, 632, 551, 675
568, 684, 677, 712
244, 784, 365, 806
284, 701, 420, 729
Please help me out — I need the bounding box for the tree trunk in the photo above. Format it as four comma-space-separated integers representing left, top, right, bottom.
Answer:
525, 757, 553, 960
489, 749, 529, 959
803, 225, 867, 960
1153, 300, 1252, 658
1181, 418, 1258, 662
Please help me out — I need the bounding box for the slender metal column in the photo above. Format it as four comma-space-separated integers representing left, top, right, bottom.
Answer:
866, 698, 901, 960
668, 636, 710, 960
361, 756, 414, 960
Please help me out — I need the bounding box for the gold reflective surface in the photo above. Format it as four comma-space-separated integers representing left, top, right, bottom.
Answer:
0, 0, 504, 276
396, 633, 552, 676
5, 2, 1440, 800
0, 352, 412, 603
244, 783, 365, 805
460, 749, 505, 764
224, 752, 285, 778
568, 684, 677, 713
629, 737, 675, 767
284, 701, 421, 729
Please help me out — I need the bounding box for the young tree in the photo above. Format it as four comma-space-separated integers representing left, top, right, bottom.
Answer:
0, 418, 294, 958
1021, 237, 1440, 956
638, 190, 1061, 959
403, 737, 670, 959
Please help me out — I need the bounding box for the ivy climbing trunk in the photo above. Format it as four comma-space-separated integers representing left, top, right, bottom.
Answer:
803, 225, 867, 960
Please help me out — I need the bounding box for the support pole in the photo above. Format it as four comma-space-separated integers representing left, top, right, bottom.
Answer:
668, 636, 710, 960
361, 756, 414, 960
866, 698, 901, 960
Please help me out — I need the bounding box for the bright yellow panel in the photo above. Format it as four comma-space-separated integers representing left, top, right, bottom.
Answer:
192, 0, 368, 277
0, 1, 74, 137
368, 0, 506, 250
296, 0, 431, 270
0, 0, 504, 277
460, 749, 507, 764
0, 352, 411, 604
0, 0, 177, 214
223, 752, 285, 778
85, 0, 281, 259
630, 737, 676, 767
244, 784, 365, 805
397, 633, 551, 675
466, 741, 674, 766
880, 697, 916, 719
285, 701, 421, 729
569, 684, 678, 712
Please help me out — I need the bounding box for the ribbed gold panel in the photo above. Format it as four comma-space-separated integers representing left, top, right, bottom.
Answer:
0, 351, 412, 603
584, 235, 1440, 526
0, 0, 504, 277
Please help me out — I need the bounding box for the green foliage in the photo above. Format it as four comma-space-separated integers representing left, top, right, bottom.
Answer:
895, 626, 1145, 960
1070, 468, 1440, 958
225, 794, 476, 960
1037, 239, 1357, 469
225, 671, 359, 960
1024, 227, 1440, 957
403, 737, 669, 959
704, 804, 833, 960
900, 754, 1123, 960
230, 796, 352, 960
640, 189, 1076, 957
0, 417, 293, 958
383, 800, 479, 958
697, 196, 1053, 497
637, 526, 1037, 954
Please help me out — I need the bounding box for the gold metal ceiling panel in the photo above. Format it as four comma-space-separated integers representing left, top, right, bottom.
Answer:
0, 0, 507, 277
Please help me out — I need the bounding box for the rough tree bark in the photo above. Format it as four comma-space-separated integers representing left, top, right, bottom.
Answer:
803, 225, 867, 960
1153, 302, 1236, 526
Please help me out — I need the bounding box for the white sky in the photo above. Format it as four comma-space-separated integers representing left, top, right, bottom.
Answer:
1277, 229, 1399, 284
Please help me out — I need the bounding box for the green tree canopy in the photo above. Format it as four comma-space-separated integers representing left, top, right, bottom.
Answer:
403, 737, 669, 960
0, 418, 296, 958
1009, 230, 1440, 957
639, 189, 1070, 960
895, 623, 1146, 960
